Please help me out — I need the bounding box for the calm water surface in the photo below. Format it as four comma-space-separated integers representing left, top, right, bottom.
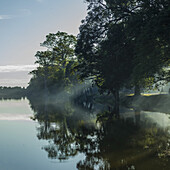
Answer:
0, 98, 169, 170
0, 99, 84, 170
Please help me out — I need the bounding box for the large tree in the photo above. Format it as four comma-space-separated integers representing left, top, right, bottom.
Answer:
76, 0, 170, 116
28, 31, 78, 95
76, 0, 137, 116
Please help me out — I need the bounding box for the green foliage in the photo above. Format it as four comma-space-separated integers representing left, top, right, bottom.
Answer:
41, 31, 76, 67
76, 0, 138, 115
28, 31, 78, 95
130, 0, 170, 86
76, 0, 170, 96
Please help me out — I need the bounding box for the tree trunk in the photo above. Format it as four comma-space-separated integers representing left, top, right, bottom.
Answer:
44, 66, 49, 97
114, 89, 120, 118
111, 88, 120, 118
134, 84, 141, 96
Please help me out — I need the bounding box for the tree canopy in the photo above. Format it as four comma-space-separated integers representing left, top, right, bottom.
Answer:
28, 31, 78, 95
75, 0, 170, 115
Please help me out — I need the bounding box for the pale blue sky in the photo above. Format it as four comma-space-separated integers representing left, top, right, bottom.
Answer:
0, 0, 87, 86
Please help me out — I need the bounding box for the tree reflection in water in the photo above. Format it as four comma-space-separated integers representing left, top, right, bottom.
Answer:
29, 97, 170, 170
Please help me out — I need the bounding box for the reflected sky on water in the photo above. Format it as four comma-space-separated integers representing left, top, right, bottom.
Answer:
0, 99, 84, 170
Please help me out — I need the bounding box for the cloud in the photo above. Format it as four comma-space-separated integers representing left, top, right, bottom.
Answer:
0, 9, 31, 20
0, 65, 37, 73
0, 15, 13, 20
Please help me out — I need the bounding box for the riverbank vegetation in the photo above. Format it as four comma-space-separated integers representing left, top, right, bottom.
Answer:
75, 0, 170, 116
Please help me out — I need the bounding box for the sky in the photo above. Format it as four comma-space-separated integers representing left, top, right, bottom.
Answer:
0, 0, 87, 87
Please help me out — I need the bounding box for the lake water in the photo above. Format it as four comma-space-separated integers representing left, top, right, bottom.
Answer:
0, 99, 85, 170
0, 98, 169, 170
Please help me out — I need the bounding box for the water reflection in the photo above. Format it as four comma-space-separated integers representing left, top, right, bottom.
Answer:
0, 98, 33, 121
29, 97, 170, 170
29, 97, 96, 161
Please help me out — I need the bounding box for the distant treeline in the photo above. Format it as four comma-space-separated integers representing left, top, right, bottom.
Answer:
0, 86, 26, 100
